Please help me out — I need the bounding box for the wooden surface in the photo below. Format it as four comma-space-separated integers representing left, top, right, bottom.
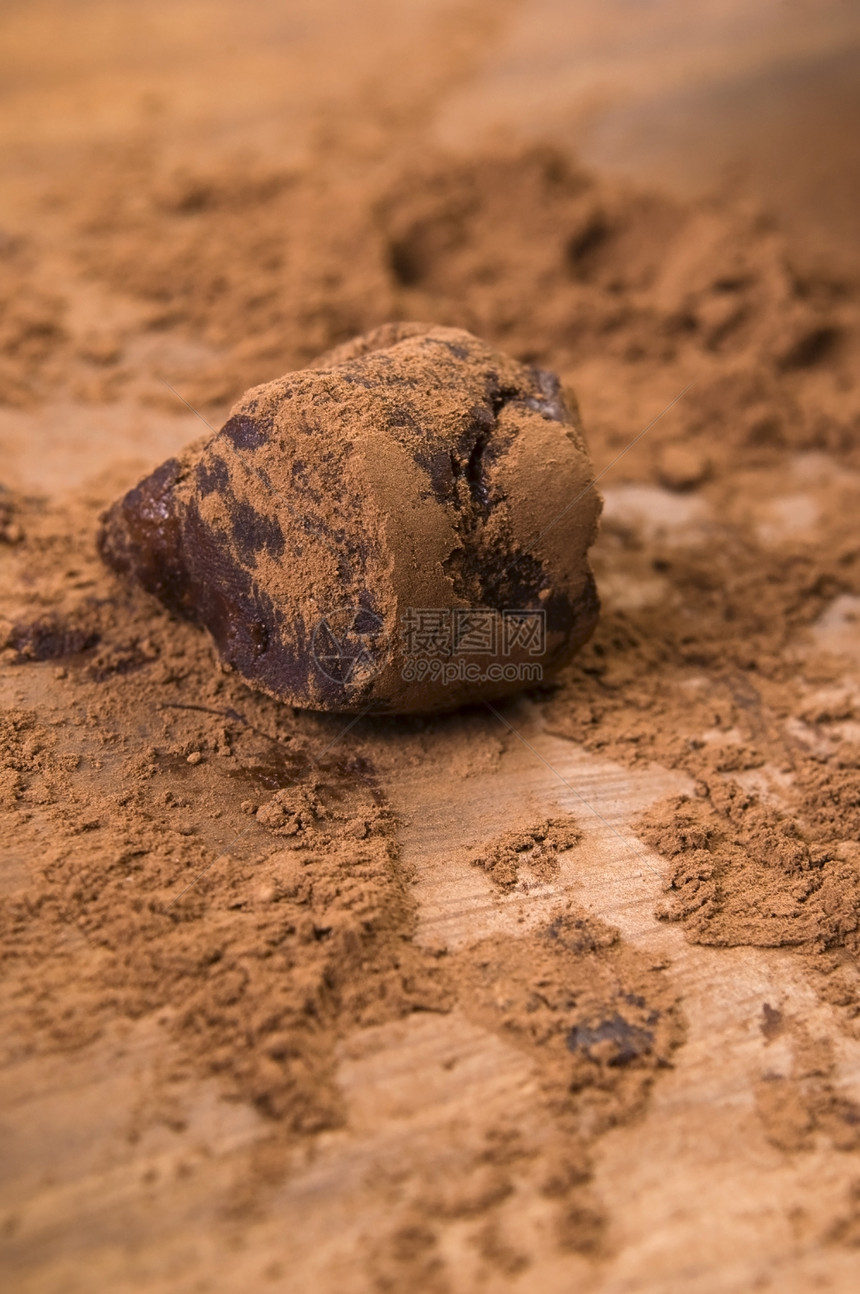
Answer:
4, 687, 860, 1291
2, 3, 860, 1290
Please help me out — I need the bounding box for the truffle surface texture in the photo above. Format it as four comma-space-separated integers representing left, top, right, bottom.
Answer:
98, 323, 602, 712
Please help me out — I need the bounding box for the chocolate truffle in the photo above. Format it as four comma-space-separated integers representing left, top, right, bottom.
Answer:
98, 323, 602, 712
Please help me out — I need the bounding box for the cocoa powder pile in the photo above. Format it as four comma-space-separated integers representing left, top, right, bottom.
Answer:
1, 129, 859, 1289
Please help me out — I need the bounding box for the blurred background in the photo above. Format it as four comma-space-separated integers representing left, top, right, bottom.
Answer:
1, 0, 858, 493
2, 0, 859, 271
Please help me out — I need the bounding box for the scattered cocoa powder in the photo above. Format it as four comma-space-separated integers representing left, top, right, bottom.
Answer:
470, 817, 581, 889
1, 105, 860, 1290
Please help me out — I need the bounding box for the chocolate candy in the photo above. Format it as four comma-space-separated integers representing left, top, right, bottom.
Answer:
98, 324, 602, 712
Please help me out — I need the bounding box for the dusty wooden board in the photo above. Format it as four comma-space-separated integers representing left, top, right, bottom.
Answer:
2, 672, 860, 1293
1, 2, 860, 1290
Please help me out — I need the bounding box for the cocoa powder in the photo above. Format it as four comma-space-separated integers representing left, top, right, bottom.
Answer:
1, 131, 859, 1286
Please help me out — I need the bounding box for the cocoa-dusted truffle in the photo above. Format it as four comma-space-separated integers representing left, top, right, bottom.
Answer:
98, 323, 602, 712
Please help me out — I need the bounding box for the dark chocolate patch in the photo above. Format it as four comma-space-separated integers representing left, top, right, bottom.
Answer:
465, 546, 548, 613
231, 498, 285, 561
388, 406, 422, 433
181, 501, 311, 701
488, 383, 520, 417
8, 614, 100, 662
196, 455, 230, 497
444, 341, 469, 360
98, 457, 193, 618
221, 414, 269, 449
248, 620, 270, 659
428, 448, 457, 501
566, 1015, 654, 1065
